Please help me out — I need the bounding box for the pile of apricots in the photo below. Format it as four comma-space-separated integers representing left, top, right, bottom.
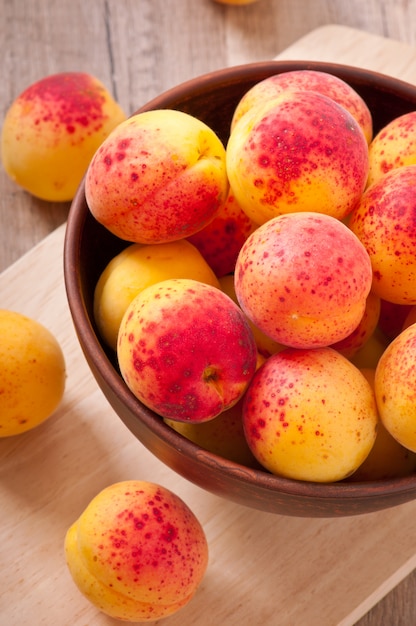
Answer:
4, 67, 416, 622
84, 69, 416, 489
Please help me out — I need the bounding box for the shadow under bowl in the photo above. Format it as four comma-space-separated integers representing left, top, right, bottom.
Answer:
64, 60, 416, 517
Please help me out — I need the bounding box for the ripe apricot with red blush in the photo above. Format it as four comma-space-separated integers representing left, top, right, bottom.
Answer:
117, 278, 257, 422
243, 347, 378, 482
187, 190, 258, 277
349, 164, 416, 305
226, 89, 369, 225
65, 481, 208, 621
231, 69, 373, 143
234, 212, 372, 349
85, 109, 228, 244
367, 110, 416, 187
375, 323, 416, 453
1, 72, 126, 201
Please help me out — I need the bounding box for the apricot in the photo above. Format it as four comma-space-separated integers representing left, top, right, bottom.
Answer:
0, 310, 66, 436
234, 212, 373, 349
65, 480, 208, 621
94, 239, 220, 351
1, 72, 126, 201
367, 110, 416, 187
350, 327, 390, 370
347, 369, 416, 481
226, 89, 369, 225
330, 291, 381, 359
231, 69, 373, 143
165, 395, 259, 467
374, 323, 416, 453
348, 419, 416, 481
85, 109, 229, 244
243, 347, 378, 482
117, 278, 257, 422
219, 273, 285, 358
349, 165, 416, 304
187, 190, 258, 277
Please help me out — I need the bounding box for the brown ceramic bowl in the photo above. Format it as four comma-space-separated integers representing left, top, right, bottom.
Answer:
64, 60, 416, 517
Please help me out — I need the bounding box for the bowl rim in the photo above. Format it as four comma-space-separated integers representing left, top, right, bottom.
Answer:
64, 59, 416, 513
134, 58, 416, 116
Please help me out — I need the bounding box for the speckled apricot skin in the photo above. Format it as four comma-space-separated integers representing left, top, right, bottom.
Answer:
187, 190, 258, 278
330, 290, 381, 359
367, 111, 416, 187
85, 109, 229, 244
349, 165, 416, 305
243, 347, 379, 482
64, 480, 208, 622
117, 278, 257, 422
1, 72, 126, 202
219, 273, 285, 358
94, 239, 220, 351
231, 69, 373, 143
375, 324, 416, 453
234, 212, 373, 349
0, 310, 66, 437
226, 90, 369, 225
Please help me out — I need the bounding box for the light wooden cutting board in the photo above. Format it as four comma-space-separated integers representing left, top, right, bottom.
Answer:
2, 25, 416, 626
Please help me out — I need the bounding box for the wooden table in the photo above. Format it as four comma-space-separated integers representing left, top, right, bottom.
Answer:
2, 2, 416, 624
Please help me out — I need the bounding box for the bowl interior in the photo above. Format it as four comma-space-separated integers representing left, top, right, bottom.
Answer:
64, 60, 416, 517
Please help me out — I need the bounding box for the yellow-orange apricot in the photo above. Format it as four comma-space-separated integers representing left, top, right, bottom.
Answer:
1, 72, 126, 201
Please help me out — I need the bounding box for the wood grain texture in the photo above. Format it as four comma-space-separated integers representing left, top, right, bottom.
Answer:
2, 2, 416, 624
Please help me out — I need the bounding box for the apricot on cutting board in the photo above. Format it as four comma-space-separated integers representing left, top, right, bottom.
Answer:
0, 309, 66, 436
1, 72, 126, 201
